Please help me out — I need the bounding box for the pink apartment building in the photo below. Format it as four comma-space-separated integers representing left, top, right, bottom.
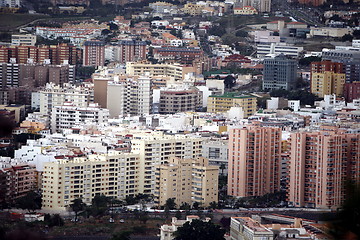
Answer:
288, 128, 360, 209
228, 125, 282, 197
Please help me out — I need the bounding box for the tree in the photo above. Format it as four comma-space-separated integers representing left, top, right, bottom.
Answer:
235, 30, 248, 37
90, 194, 109, 217
342, 34, 353, 42
111, 231, 132, 240
101, 29, 111, 35
16, 191, 41, 212
175, 210, 182, 219
179, 202, 191, 211
327, 183, 360, 239
164, 198, 176, 210
224, 75, 236, 89
108, 23, 119, 31
173, 219, 226, 240
299, 56, 321, 66
209, 201, 218, 210
70, 198, 86, 222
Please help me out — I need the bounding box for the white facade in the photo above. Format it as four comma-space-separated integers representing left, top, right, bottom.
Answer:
11, 34, 36, 46
106, 75, 152, 118
257, 43, 304, 58
38, 82, 94, 116
51, 103, 109, 133
0, 0, 20, 7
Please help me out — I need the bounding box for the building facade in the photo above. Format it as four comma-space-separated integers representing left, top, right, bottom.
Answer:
310, 60, 345, 98
51, 103, 109, 133
287, 128, 360, 209
42, 152, 140, 211
159, 87, 202, 114
207, 93, 257, 118
83, 41, 105, 67
125, 62, 195, 81
154, 157, 218, 207
116, 40, 147, 64
106, 75, 152, 118
130, 133, 203, 194
263, 54, 297, 91
228, 125, 282, 197
0, 44, 79, 65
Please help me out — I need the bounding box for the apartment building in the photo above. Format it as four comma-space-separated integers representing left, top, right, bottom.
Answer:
207, 93, 257, 118
228, 125, 282, 197
2, 164, 38, 204
263, 54, 297, 91
83, 41, 105, 67
153, 47, 204, 65
125, 62, 195, 81
130, 133, 203, 194
11, 34, 36, 46
344, 82, 360, 102
115, 40, 147, 64
38, 82, 94, 116
310, 60, 345, 98
202, 138, 228, 174
159, 87, 202, 114
0, 62, 75, 90
107, 75, 152, 118
235, 0, 271, 13
0, 44, 79, 65
288, 128, 360, 209
51, 103, 109, 133
154, 157, 218, 207
322, 50, 360, 83
42, 152, 140, 211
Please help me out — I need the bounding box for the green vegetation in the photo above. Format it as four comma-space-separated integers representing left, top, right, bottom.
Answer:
328, 183, 360, 239
234, 192, 287, 208
270, 89, 320, 106
16, 191, 42, 212
174, 219, 226, 240
0, 14, 49, 31
299, 56, 322, 66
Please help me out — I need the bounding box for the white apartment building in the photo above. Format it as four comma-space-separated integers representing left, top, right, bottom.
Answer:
51, 103, 109, 133
257, 43, 304, 58
0, 0, 20, 7
42, 152, 141, 211
11, 34, 36, 46
201, 138, 228, 174
106, 75, 152, 118
130, 132, 203, 195
38, 82, 94, 116
125, 62, 194, 81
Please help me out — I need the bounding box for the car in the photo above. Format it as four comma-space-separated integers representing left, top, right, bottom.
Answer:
109, 218, 115, 223
119, 219, 125, 223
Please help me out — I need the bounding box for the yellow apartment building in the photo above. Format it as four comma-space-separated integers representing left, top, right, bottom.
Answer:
207, 93, 257, 118
154, 157, 219, 207
42, 152, 140, 211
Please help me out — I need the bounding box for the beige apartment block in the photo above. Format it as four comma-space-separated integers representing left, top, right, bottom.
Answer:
207, 93, 257, 118
288, 128, 360, 209
159, 87, 202, 114
228, 125, 282, 197
130, 133, 203, 195
154, 157, 219, 208
311, 72, 345, 98
125, 62, 194, 81
42, 152, 140, 211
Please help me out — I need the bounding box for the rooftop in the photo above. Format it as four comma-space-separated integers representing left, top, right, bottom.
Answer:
209, 92, 255, 99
